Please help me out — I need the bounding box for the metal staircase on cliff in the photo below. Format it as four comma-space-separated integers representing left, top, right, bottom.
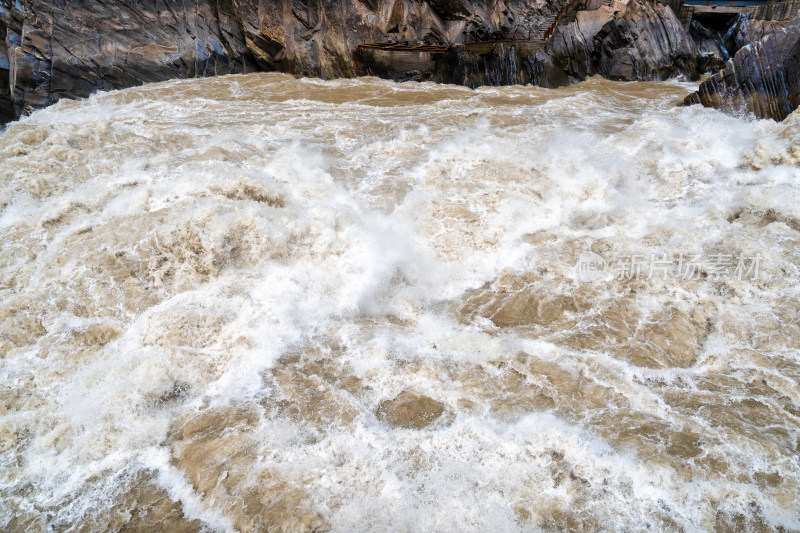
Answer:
532, 14, 558, 40
534, 0, 584, 42
467, 0, 581, 46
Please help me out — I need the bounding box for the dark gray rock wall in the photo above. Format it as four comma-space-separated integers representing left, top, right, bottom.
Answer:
733, 13, 797, 49
548, 0, 699, 83
548, 6, 615, 81
0, 25, 12, 123
1, 0, 254, 122
234, 0, 556, 80
685, 22, 800, 120
590, 0, 699, 80
0, 0, 746, 126
363, 0, 703, 88
2, 0, 558, 123
690, 19, 728, 74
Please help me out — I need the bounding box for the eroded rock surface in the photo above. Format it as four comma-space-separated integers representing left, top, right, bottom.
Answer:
685, 20, 800, 120
3, 0, 796, 124
0, 0, 253, 122
1, 0, 706, 124
549, 0, 699, 82
589, 0, 699, 81
1, 0, 555, 122
690, 19, 729, 73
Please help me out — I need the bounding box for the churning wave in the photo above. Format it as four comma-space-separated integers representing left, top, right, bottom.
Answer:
1, 73, 799, 531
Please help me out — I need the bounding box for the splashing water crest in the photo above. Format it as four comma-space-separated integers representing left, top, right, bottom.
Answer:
1, 73, 799, 531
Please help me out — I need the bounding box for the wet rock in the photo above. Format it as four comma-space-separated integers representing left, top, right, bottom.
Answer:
690, 19, 729, 73
427, 0, 470, 20
591, 0, 700, 81
441, 42, 543, 88
525, 49, 571, 88
0, 35, 13, 124
550, 0, 700, 82
376, 390, 445, 429
734, 1, 800, 50
3, 0, 542, 122
549, 6, 616, 80
0, 0, 253, 124
0, 0, 727, 124
684, 21, 800, 121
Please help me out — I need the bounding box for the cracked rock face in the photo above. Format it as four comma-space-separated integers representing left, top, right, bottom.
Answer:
0, 0, 253, 122
1, 0, 781, 125
0, 0, 561, 122
685, 21, 800, 121
550, 0, 699, 82
592, 0, 699, 81
690, 19, 729, 74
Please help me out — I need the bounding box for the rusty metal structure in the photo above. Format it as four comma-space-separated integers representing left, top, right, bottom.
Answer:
356, 0, 582, 75
464, 30, 532, 45
357, 42, 451, 53
356, 42, 451, 79
543, 0, 583, 40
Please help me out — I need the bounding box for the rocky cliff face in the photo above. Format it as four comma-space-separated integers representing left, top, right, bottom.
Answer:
4, 0, 547, 123
0, 0, 256, 123
588, 0, 699, 81
1, 0, 788, 125
685, 21, 800, 120
548, 0, 699, 82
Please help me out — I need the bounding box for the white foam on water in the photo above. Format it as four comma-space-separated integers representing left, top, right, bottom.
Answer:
1, 73, 799, 531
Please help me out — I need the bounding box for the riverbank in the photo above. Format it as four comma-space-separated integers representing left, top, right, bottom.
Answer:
2, 0, 799, 124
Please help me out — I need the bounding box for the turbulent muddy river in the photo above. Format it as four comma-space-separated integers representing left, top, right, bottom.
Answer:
1, 73, 800, 531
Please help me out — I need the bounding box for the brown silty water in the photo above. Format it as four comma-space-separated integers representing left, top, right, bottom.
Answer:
1, 73, 799, 531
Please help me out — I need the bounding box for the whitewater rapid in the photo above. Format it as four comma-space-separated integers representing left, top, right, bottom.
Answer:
1, 73, 799, 531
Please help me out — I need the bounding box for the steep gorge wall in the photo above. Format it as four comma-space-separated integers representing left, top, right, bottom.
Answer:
685, 20, 800, 120
548, 0, 698, 82
0, 0, 557, 122
2, 0, 793, 124
0, 0, 254, 122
